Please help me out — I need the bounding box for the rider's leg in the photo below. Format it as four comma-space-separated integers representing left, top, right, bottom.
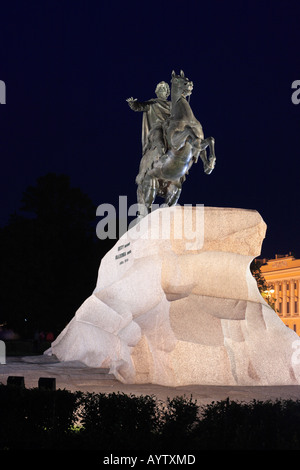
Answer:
150, 127, 166, 156
171, 128, 194, 150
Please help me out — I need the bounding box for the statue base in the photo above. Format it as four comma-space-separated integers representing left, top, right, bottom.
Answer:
45, 206, 300, 386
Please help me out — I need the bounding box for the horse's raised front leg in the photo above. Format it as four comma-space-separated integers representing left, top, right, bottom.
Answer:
200, 137, 216, 174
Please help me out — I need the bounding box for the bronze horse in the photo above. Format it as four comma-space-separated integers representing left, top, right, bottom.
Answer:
136, 70, 216, 216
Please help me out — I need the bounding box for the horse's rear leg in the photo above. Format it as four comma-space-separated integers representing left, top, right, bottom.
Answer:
137, 175, 158, 216
162, 183, 182, 207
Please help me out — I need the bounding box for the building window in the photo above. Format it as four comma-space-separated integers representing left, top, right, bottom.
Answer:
287, 301, 290, 314
294, 324, 297, 333
296, 301, 298, 314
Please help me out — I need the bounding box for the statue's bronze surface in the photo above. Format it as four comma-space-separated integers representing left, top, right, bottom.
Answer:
127, 70, 216, 216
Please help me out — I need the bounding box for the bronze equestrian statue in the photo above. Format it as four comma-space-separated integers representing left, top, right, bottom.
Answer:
127, 70, 216, 217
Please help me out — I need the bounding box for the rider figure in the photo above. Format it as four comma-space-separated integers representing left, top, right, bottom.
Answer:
127, 81, 171, 154
127, 82, 171, 184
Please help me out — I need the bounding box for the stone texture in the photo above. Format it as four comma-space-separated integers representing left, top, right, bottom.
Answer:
45, 206, 300, 386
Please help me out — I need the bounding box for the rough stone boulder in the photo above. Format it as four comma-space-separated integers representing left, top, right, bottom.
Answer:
45, 206, 300, 386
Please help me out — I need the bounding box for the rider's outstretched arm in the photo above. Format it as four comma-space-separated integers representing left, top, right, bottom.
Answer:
126, 98, 155, 112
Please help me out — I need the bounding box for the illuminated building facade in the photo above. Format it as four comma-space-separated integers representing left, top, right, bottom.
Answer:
260, 253, 300, 335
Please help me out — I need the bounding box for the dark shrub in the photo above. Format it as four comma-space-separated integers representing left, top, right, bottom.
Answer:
77, 392, 159, 450
2, 384, 300, 451
158, 395, 199, 450
0, 383, 77, 449
195, 398, 300, 450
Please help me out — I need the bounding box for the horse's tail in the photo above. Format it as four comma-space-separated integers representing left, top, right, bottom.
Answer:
136, 181, 145, 205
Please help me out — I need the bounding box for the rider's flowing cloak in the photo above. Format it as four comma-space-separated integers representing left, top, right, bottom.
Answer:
141, 98, 170, 153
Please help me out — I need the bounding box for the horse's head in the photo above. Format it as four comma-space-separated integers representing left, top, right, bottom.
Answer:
171, 70, 193, 99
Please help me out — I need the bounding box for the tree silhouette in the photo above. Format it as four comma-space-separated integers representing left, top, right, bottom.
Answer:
250, 259, 276, 310
0, 173, 113, 338
250, 259, 268, 293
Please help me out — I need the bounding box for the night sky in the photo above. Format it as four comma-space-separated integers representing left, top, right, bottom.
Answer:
0, 0, 299, 259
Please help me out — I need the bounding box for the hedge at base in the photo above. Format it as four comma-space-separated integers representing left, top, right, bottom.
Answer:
0, 383, 300, 450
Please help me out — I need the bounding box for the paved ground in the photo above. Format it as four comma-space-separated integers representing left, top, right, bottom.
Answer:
1, 355, 300, 405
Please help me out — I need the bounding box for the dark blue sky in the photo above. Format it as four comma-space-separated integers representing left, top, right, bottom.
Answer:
0, 0, 299, 258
